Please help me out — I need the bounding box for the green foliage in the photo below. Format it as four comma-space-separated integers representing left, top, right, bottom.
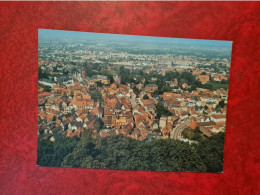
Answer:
208, 81, 228, 90
96, 81, 104, 87
37, 137, 79, 167
39, 84, 52, 92
83, 63, 102, 77
220, 79, 229, 84
100, 69, 115, 84
180, 72, 196, 86
182, 128, 203, 142
38, 129, 225, 172
119, 67, 132, 84
160, 85, 172, 94
96, 118, 104, 130
143, 94, 149, 99
196, 132, 225, 172
182, 129, 194, 139
38, 67, 49, 79
155, 102, 172, 119
194, 127, 201, 133
133, 86, 140, 96
218, 100, 225, 108
151, 90, 159, 97
192, 133, 203, 142
89, 89, 103, 102
202, 83, 214, 90
61, 130, 102, 168
216, 100, 226, 112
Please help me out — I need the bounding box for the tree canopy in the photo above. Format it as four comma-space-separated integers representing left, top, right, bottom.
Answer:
89, 89, 103, 102
37, 130, 225, 172
155, 102, 172, 119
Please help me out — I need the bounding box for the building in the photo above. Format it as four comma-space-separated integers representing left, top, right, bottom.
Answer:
198, 75, 210, 84
189, 117, 197, 130
39, 78, 57, 87
81, 68, 86, 80
159, 116, 167, 129
214, 74, 228, 82
91, 75, 110, 85
144, 84, 158, 92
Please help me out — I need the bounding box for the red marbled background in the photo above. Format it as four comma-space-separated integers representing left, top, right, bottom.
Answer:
0, 1, 260, 194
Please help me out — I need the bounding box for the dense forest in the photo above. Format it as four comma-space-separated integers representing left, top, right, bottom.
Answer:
37, 130, 225, 172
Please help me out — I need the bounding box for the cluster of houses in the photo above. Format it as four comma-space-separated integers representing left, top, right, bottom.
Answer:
38, 67, 228, 142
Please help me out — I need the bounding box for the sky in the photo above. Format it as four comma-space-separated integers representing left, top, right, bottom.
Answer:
38, 29, 233, 49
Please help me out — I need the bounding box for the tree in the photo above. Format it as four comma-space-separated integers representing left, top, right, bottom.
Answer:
38, 128, 224, 172
160, 85, 172, 94
194, 127, 200, 133
89, 89, 103, 102
197, 132, 225, 172
61, 130, 100, 168
133, 86, 140, 96
39, 84, 52, 92
37, 137, 79, 167
96, 81, 104, 87
144, 79, 149, 86
202, 83, 213, 90
155, 102, 172, 119
96, 118, 104, 130
182, 129, 193, 139
143, 94, 149, 99
220, 79, 229, 84
218, 100, 225, 108
216, 100, 225, 112
152, 90, 159, 97
180, 72, 196, 85
38, 67, 49, 79
192, 133, 203, 142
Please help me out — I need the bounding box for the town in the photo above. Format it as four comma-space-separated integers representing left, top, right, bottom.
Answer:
38, 41, 230, 145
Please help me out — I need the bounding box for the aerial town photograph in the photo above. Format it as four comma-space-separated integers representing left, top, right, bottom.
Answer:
37, 29, 232, 172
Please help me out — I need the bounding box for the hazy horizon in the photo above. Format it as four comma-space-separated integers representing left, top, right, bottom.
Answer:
39, 29, 232, 51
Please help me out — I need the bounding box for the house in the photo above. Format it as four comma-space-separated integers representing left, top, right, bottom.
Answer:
211, 114, 226, 125
140, 99, 156, 113
182, 83, 189, 89
102, 116, 112, 128
189, 117, 197, 130
170, 78, 178, 87
163, 92, 176, 101
200, 126, 213, 137
196, 121, 216, 128
100, 129, 111, 138
91, 75, 110, 85
86, 99, 95, 109
152, 120, 159, 130
144, 84, 158, 92
214, 74, 228, 82
161, 121, 172, 138
192, 71, 202, 76
198, 75, 210, 84
211, 114, 226, 122
90, 107, 104, 118
68, 121, 83, 131
159, 116, 167, 129
39, 78, 57, 87
211, 125, 222, 133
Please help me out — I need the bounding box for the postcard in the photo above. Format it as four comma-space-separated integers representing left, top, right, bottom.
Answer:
37, 29, 232, 172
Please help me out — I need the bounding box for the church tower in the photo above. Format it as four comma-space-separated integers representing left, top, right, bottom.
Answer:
81, 68, 86, 80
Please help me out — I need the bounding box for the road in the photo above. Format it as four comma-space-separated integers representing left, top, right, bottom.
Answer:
171, 121, 190, 140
